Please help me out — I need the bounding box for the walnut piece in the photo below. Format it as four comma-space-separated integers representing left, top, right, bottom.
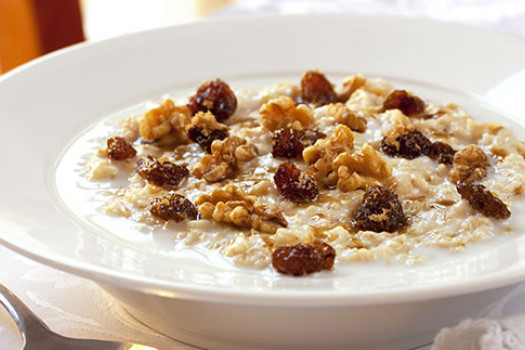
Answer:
192, 136, 258, 183
303, 125, 354, 187
186, 111, 229, 152
339, 75, 367, 102
139, 99, 192, 143
450, 145, 490, 183
382, 110, 414, 148
334, 143, 391, 191
196, 184, 287, 234
259, 96, 315, 131
326, 103, 367, 132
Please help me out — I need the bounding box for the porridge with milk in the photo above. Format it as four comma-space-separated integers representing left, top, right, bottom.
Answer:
85, 71, 525, 276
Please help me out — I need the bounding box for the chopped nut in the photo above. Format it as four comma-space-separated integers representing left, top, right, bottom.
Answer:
382, 110, 415, 148
456, 181, 510, 219
303, 125, 354, 187
450, 145, 490, 183
339, 74, 367, 102
334, 143, 391, 192
326, 103, 367, 132
196, 184, 287, 234
139, 99, 192, 143
186, 111, 229, 152
192, 136, 258, 183
259, 96, 315, 131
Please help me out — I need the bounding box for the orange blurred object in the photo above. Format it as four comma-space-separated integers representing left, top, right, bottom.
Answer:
0, 0, 84, 72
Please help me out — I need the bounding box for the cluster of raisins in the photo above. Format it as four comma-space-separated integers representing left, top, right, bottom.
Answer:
107, 136, 136, 160
187, 125, 228, 153
383, 90, 425, 117
187, 79, 237, 122
272, 128, 325, 159
354, 186, 407, 233
300, 71, 339, 106
149, 193, 198, 222
456, 181, 510, 220
381, 130, 456, 164
272, 241, 336, 276
136, 155, 189, 188
274, 162, 318, 203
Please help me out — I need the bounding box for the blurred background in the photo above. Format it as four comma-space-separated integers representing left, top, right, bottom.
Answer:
1, 0, 525, 73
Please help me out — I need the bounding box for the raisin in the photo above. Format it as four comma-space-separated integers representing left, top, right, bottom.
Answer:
383, 90, 425, 116
272, 244, 322, 276
274, 162, 318, 202
456, 181, 511, 220
107, 136, 136, 160
429, 141, 456, 165
272, 128, 326, 159
300, 70, 339, 106
187, 79, 237, 122
272, 128, 304, 158
309, 241, 336, 270
381, 130, 432, 159
354, 186, 407, 233
187, 126, 228, 153
136, 155, 188, 188
149, 193, 198, 222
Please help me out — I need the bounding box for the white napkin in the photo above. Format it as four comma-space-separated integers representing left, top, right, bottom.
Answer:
432, 315, 525, 350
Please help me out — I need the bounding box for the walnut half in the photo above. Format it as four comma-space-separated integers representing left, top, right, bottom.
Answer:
450, 144, 490, 183
303, 124, 354, 187
326, 103, 367, 132
139, 99, 191, 144
334, 143, 391, 192
259, 96, 315, 131
196, 184, 287, 234
193, 136, 258, 183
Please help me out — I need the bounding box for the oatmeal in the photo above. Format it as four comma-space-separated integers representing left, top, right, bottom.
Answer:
85, 71, 525, 275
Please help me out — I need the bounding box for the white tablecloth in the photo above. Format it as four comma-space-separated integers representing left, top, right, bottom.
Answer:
2, 1, 525, 349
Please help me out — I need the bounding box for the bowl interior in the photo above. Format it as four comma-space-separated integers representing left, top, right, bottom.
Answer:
1, 14, 525, 303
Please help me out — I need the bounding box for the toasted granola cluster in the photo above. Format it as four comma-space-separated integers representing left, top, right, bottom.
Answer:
88, 70, 521, 276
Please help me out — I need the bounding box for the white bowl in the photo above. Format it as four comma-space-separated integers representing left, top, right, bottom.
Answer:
1, 14, 525, 350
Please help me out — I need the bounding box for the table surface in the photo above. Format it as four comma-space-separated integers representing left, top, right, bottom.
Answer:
2, 1, 525, 349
